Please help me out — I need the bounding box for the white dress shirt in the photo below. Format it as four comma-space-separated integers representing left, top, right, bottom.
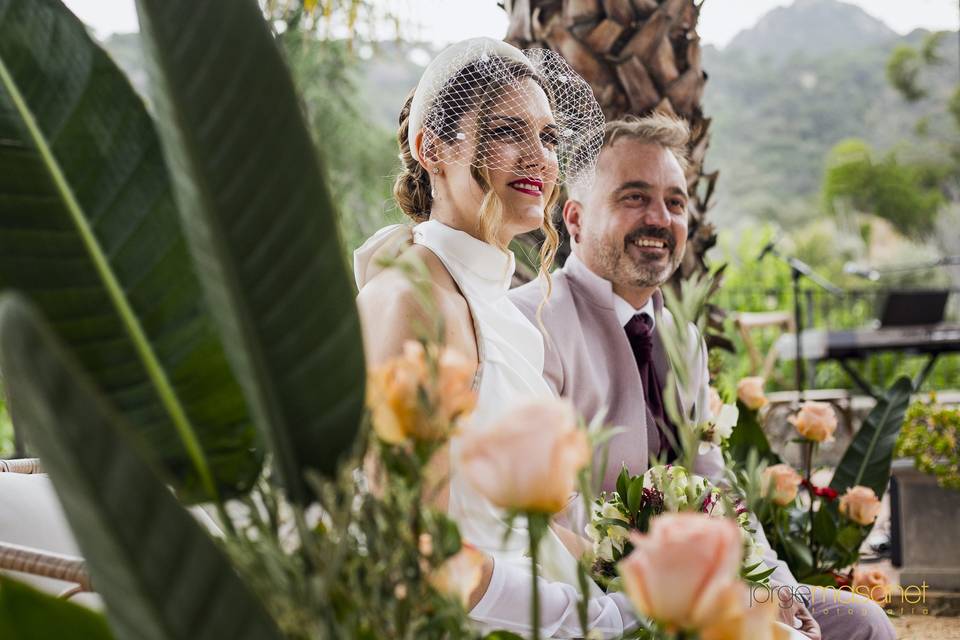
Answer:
613, 294, 656, 330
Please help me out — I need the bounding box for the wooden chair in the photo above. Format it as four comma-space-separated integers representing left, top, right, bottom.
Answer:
733, 311, 795, 384
0, 458, 93, 599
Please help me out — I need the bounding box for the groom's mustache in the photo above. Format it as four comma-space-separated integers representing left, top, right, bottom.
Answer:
624, 226, 676, 252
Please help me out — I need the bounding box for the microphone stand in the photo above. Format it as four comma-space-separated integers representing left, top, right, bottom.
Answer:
761, 248, 842, 402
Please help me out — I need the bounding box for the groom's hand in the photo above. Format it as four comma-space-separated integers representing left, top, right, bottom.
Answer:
777, 588, 821, 640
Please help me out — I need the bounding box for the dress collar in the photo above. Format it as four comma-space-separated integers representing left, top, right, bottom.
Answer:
413, 219, 515, 293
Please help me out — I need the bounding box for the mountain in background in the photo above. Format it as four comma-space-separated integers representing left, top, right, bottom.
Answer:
100, 0, 959, 233
726, 0, 897, 62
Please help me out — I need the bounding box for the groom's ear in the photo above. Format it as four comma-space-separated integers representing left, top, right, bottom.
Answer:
563, 198, 582, 245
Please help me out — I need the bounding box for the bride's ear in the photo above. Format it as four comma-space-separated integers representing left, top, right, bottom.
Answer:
416, 128, 443, 173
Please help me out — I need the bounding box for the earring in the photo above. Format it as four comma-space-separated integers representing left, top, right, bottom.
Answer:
432, 167, 440, 175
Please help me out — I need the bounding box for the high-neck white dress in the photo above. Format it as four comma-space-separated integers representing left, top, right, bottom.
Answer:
354, 220, 639, 638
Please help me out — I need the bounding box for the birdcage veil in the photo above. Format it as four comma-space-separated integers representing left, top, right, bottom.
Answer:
407, 37, 604, 187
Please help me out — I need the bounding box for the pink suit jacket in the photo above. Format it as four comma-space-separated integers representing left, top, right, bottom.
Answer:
509, 253, 724, 492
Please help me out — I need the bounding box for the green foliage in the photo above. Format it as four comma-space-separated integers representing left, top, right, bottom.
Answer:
829, 376, 913, 499
896, 395, 960, 491
0, 0, 262, 502
0, 294, 284, 640
737, 377, 912, 582
224, 451, 480, 639
0, 389, 11, 457
887, 44, 926, 102
710, 222, 959, 393
822, 138, 944, 238
134, 0, 366, 503
279, 34, 399, 252
0, 576, 115, 640
920, 31, 948, 65
703, 31, 957, 228
727, 401, 780, 468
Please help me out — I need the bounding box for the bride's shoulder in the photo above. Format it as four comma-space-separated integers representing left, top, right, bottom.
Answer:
356, 245, 461, 320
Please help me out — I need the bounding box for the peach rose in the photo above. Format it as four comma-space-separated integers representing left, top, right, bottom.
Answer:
737, 377, 768, 410
428, 544, 486, 607
762, 464, 802, 506
839, 485, 882, 526
366, 341, 476, 444
617, 513, 743, 631
853, 567, 891, 605
789, 401, 838, 443
701, 583, 791, 640
458, 398, 589, 513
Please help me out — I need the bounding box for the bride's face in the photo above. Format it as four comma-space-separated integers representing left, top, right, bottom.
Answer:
440, 78, 560, 244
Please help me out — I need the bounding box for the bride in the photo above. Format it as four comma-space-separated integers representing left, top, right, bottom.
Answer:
353, 37, 637, 638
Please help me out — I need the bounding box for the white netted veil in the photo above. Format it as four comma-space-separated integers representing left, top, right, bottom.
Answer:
407, 37, 605, 187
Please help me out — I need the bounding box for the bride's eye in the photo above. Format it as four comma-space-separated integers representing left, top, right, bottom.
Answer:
540, 130, 559, 148
490, 125, 523, 141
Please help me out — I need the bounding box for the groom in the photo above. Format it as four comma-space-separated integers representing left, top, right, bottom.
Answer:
510, 115, 894, 640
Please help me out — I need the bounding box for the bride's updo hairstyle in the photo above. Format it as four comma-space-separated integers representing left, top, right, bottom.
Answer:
394, 38, 604, 287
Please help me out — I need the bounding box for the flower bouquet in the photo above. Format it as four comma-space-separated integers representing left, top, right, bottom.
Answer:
586, 464, 774, 590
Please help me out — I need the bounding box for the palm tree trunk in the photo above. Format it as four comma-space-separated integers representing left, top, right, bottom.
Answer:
502, 0, 718, 281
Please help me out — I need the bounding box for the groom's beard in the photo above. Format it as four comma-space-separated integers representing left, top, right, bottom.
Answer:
590, 226, 682, 289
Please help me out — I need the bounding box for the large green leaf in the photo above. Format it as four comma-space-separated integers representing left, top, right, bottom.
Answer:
0, 294, 283, 640
829, 376, 912, 499
0, 0, 261, 502
727, 401, 781, 467
0, 575, 115, 640
133, 0, 365, 501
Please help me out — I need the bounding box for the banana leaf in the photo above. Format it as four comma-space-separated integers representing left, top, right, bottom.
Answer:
0, 576, 115, 640
0, 294, 283, 640
133, 0, 366, 502
727, 401, 781, 467
829, 376, 912, 499
0, 0, 261, 502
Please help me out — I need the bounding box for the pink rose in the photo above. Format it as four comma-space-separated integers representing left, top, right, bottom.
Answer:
852, 567, 891, 605
428, 544, 486, 607
762, 464, 802, 506
701, 584, 792, 640
618, 513, 743, 631
839, 485, 882, 526
789, 401, 838, 443
458, 398, 589, 513
737, 377, 768, 410
366, 341, 476, 444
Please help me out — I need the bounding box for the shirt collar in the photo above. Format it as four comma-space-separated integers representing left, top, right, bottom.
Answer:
564, 252, 661, 326
614, 294, 656, 329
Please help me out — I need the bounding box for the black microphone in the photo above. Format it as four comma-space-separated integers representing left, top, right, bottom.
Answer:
757, 240, 777, 261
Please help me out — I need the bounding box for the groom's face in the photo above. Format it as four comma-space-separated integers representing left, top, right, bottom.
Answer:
567, 139, 688, 290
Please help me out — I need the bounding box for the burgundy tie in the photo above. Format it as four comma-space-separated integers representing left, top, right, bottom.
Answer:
624, 313, 676, 462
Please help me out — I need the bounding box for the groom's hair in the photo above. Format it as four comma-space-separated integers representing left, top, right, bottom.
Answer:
567, 113, 691, 200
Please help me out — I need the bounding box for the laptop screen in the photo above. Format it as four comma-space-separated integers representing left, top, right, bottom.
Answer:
879, 290, 949, 327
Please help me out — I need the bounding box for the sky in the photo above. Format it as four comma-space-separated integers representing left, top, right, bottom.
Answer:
63, 0, 960, 48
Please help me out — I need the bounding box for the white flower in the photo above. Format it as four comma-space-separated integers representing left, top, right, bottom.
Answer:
714, 404, 739, 441
596, 537, 616, 562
